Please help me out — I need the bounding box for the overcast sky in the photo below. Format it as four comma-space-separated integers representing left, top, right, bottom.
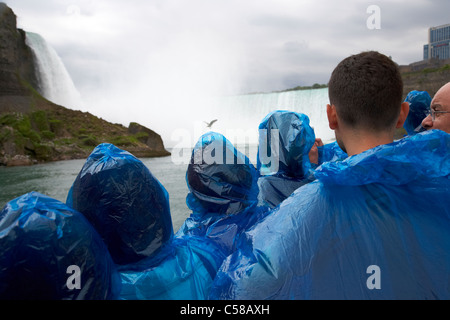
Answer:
6, 0, 450, 146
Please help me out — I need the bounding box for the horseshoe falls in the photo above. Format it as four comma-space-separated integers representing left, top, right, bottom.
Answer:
186, 87, 334, 147
25, 32, 83, 109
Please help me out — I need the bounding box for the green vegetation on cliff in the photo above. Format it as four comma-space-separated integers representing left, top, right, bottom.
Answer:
0, 105, 170, 166
401, 63, 450, 98
402, 64, 450, 77
275, 83, 328, 93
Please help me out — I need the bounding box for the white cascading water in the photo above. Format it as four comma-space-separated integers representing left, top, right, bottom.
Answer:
169, 88, 335, 165
205, 88, 334, 145
25, 32, 83, 109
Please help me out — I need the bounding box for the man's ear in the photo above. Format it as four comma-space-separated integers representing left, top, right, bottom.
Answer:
396, 102, 410, 129
327, 104, 339, 130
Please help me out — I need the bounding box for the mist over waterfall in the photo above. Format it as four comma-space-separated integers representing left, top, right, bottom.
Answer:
172, 88, 334, 151
25, 32, 83, 109
216, 88, 332, 142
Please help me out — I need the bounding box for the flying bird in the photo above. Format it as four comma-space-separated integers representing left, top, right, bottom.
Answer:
204, 119, 218, 129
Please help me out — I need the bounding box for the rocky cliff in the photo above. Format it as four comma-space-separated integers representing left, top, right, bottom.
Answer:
401, 65, 450, 99
0, 3, 170, 166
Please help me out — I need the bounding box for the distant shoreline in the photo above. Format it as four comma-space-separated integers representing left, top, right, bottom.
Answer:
239, 84, 328, 96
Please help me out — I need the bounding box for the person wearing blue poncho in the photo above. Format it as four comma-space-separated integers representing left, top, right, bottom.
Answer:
67, 143, 174, 266
67, 143, 225, 300
403, 90, 431, 135
176, 132, 267, 257
256, 111, 317, 209
209, 51, 450, 300
0, 192, 120, 300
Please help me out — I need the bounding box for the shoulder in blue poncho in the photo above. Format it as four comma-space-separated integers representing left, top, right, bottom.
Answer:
210, 130, 450, 300
0, 192, 121, 300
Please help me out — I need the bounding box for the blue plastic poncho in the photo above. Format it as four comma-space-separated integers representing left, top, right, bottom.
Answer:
0, 192, 120, 300
317, 141, 348, 165
67, 143, 226, 300
67, 143, 173, 266
210, 130, 450, 300
403, 90, 431, 135
119, 236, 225, 300
176, 132, 265, 256
256, 111, 316, 208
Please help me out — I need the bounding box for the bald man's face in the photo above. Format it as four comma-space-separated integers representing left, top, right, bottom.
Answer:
422, 83, 450, 133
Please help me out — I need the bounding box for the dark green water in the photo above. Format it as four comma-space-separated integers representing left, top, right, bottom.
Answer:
0, 155, 191, 232
0, 145, 258, 232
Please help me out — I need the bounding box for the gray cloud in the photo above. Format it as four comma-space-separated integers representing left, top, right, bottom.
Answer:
11, 0, 448, 92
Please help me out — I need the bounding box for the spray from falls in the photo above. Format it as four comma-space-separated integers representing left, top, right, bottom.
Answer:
170, 88, 335, 165
25, 32, 83, 109
211, 88, 333, 144
172, 88, 334, 146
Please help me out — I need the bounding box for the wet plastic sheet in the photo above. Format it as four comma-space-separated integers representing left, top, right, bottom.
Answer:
176, 132, 265, 256
256, 111, 316, 208
0, 192, 120, 300
67, 143, 227, 300
67, 143, 173, 266
210, 130, 450, 300
185, 132, 259, 216
119, 236, 226, 300
317, 141, 348, 165
403, 90, 431, 135
257, 110, 315, 178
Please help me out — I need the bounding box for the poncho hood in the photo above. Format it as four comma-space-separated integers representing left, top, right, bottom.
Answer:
186, 132, 259, 216
67, 143, 173, 265
257, 110, 315, 178
403, 90, 431, 135
0, 192, 120, 299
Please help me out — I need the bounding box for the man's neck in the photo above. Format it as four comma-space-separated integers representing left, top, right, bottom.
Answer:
342, 129, 394, 156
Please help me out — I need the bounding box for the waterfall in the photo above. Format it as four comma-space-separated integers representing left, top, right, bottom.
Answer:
205, 88, 334, 145
170, 88, 334, 165
25, 32, 83, 109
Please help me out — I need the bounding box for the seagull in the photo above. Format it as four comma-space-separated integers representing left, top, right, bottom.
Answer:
204, 119, 218, 129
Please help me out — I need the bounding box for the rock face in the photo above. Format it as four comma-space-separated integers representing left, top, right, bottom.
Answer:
402, 67, 450, 99
0, 3, 170, 166
0, 3, 38, 102
128, 122, 170, 157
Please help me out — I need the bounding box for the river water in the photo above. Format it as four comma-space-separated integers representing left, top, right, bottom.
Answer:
0, 145, 259, 232
0, 153, 191, 232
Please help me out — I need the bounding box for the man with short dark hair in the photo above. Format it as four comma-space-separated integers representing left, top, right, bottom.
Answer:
209, 51, 450, 300
327, 51, 409, 155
